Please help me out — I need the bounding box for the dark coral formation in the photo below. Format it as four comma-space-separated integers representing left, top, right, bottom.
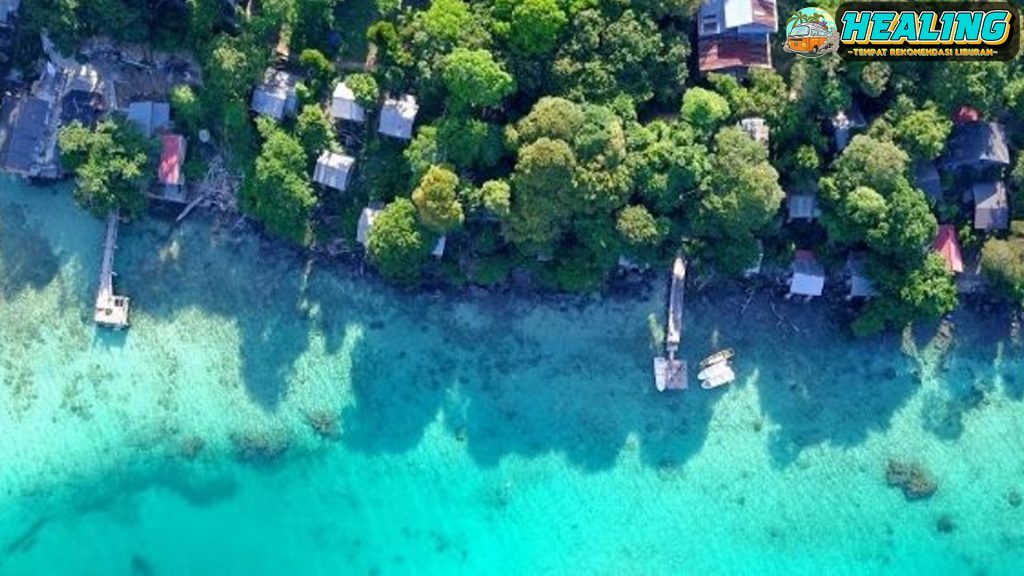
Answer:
305, 410, 340, 440
230, 432, 289, 464
936, 514, 956, 534
886, 459, 937, 500
179, 436, 206, 459
1008, 489, 1022, 508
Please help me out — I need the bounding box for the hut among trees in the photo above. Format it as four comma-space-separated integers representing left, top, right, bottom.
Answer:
697, 0, 776, 74
932, 224, 965, 274
739, 117, 769, 144
787, 193, 818, 221
312, 151, 354, 192
158, 133, 186, 202
330, 82, 366, 123
972, 181, 1010, 231
126, 101, 170, 138
357, 205, 382, 248
846, 252, 877, 299
941, 122, 1010, 173
913, 161, 942, 203
378, 95, 419, 140
831, 105, 867, 152
250, 68, 299, 121
788, 249, 825, 299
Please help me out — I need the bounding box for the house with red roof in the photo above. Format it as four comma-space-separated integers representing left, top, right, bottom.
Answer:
932, 225, 964, 274
698, 0, 777, 74
158, 134, 187, 202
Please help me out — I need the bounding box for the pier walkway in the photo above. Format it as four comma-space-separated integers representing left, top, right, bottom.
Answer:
94, 211, 130, 329
654, 257, 687, 391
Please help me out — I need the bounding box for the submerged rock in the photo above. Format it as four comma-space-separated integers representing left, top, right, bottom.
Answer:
179, 436, 206, 459
886, 459, 938, 500
1008, 490, 1022, 508
305, 410, 340, 440
936, 514, 956, 534
230, 432, 289, 464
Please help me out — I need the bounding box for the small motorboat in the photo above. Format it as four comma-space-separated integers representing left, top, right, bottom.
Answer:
698, 361, 736, 389
699, 348, 735, 368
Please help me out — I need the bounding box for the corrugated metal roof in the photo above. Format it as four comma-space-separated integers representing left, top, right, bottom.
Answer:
787, 194, 817, 220
972, 181, 1009, 230
250, 69, 298, 120
943, 121, 1010, 171
378, 95, 418, 140
357, 206, 382, 246
126, 101, 170, 137
698, 34, 772, 73
331, 83, 366, 123
159, 134, 186, 186
313, 151, 355, 192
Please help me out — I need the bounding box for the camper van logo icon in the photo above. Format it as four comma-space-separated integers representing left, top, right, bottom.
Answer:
784, 7, 840, 57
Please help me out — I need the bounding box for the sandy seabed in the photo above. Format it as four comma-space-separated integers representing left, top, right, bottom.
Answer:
0, 177, 1022, 575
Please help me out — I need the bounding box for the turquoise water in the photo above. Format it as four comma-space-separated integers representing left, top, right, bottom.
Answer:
0, 176, 1023, 575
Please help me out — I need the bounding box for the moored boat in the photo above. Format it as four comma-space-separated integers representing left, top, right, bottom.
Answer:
698, 361, 736, 389
699, 348, 734, 368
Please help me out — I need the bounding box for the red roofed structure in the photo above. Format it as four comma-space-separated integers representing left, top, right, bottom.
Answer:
159, 134, 186, 187
699, 35, 773, 73
932, 224, 964, 274
953, 106, 981, 124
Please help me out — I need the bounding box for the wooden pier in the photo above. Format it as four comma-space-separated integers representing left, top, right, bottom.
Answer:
94, 211, 131, 329
654, 257, 688, 391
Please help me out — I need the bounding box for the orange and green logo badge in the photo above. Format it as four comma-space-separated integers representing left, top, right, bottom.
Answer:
784, 7, 839, 57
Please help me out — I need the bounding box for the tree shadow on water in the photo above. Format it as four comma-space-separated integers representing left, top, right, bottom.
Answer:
754, 311, 917, 468
121, 219, 313, 411
340, 292, 722, 472
0, 204, 60, 298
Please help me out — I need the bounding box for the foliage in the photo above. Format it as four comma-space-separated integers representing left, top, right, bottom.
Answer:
294, 104, 338, 160
169, 84, 204, 137
239, 118, 318, 246
441, 48, 515, 110
298, 49, 335, 99
57, 118, 154, 219
617, 205, 667, 247
627, 120, 707, 214
980, 232, 1024, 304
680, 88, 731, 134
366, 198, 433, 283
345, 73, 380, 108
552, 9, 688, 106
436, 117, 506, 171
479, 180, 511, 218
506, 0, 567, 56
892, 106, 951, 160
411, 166, 464, 233
693, 127, 783, 274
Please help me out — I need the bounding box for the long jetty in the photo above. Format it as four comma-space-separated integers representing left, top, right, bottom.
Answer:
94, 211, 131, 329
653, 256, 688, 391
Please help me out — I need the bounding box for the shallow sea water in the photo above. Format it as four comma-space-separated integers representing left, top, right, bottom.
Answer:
0, 176, 1023, 575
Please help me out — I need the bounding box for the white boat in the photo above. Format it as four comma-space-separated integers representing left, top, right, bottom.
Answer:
698, 361, 736, 389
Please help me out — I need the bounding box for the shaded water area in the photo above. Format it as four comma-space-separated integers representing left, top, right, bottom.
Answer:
0, 176, 1023, 574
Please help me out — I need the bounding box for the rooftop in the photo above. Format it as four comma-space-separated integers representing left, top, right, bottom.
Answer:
0, 96, 51, 175
942, 121, 1010, 171
790, 250, 825, 297
313, 151, 355, 192
698, 34, 772, 73
378, 95, 418, 140
699, 0, 778, 37
972, 181, 1009, 231
251, 68, 299, 120
159, 134, 186, 187
932, 224, 964, 274
331, 82, 366, 123
126, 101, 170, 137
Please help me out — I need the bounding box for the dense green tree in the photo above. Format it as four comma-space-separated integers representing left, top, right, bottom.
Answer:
627, 120, 708, 214
708, 69, 788, 124
859, 62, 891, 98
695, 127, 783, 240
508, 97, 585, 146
239, 119, 318, 246
552, 9, 688, 106
506, 0, 567, 56
436, 117, 505, 171
441, 48, 515, 110
981, 232, 1024, 303
821, 135, 909, 199
853, 254, 957, 335
479, 179, 511, 218
345, 73, 380, 108
58, 118, 154, 218
892, 107, 952, 160
412, 166, 464, 233
367, 198, 433, 283
169, 84, 204, 136
506, 137, 576, 251
202, 34, 264, 112
298, 49, 335, 99
680, 87, 731, 134
617, 205, 667, 247
294, 104, 338, 160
